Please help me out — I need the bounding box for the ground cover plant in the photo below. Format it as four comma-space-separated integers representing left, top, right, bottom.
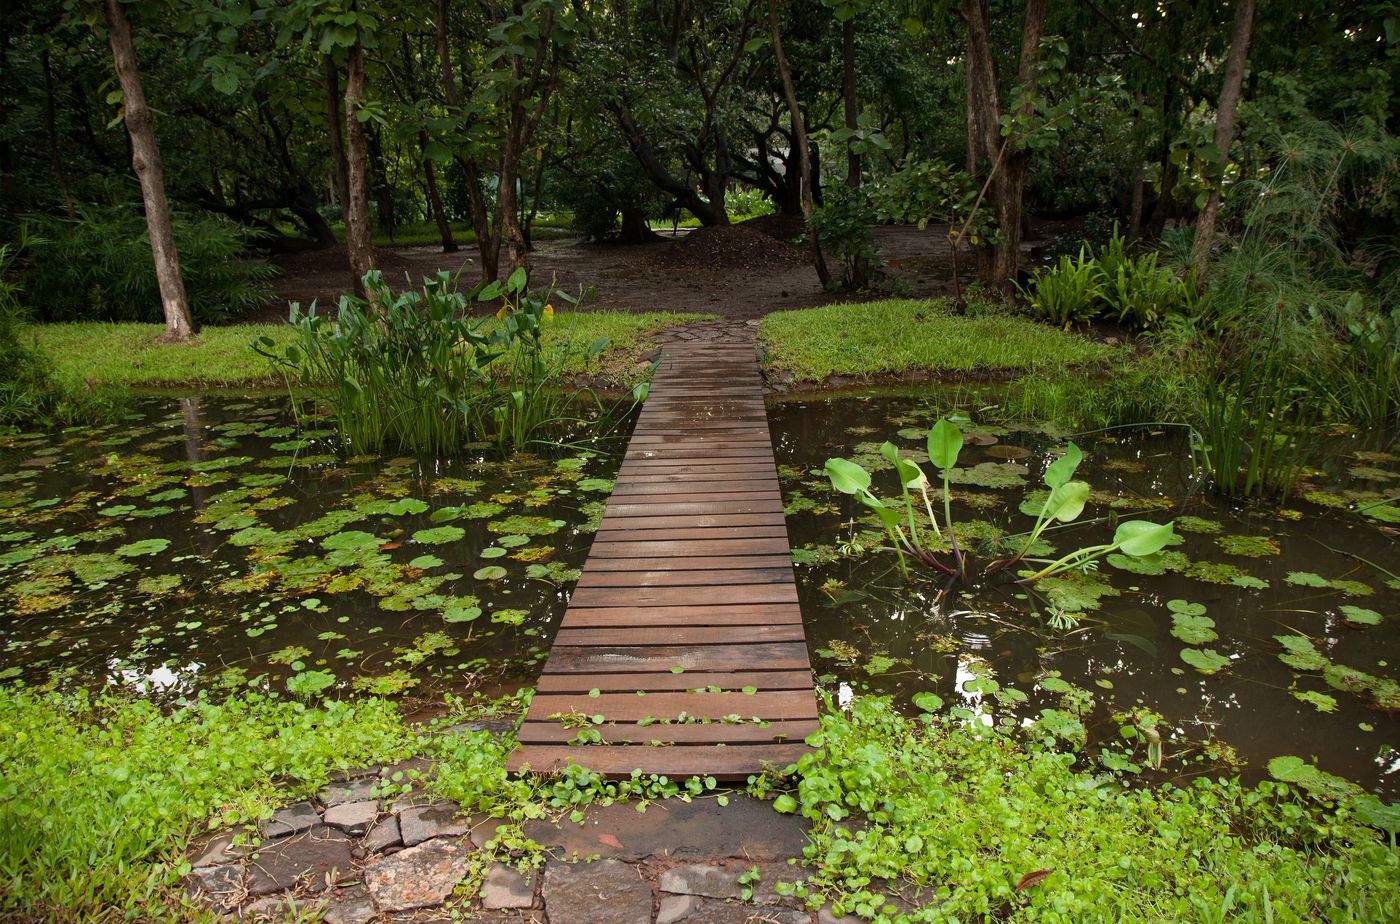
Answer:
758, 299, 1116, 385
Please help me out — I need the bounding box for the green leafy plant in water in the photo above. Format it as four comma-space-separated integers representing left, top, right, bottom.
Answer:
824, 418, 1173, 588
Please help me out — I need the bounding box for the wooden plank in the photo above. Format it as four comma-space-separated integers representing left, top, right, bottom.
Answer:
574, 568, 793, 588
561, 605, 802, 627
583, 555, 795, 571
543, 642, 811, 673
529, 691, 817, 721
595, 513, 788, 530
516, 720, 818, 746
553, 624, 806, 647
535, 670, 814, 693
506, 744, 809, 777
601, 490, 783, 505
603, 501, 782, 517
569, 584, 798, 607
588, 528, 790, 544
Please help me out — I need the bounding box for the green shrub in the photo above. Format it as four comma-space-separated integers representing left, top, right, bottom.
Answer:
22, 204, 277, 325
1016, 246, 1103, 327
807, 185, 883, 292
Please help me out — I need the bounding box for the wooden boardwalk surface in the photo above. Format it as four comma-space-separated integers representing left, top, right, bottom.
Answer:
508, 332, 816, 778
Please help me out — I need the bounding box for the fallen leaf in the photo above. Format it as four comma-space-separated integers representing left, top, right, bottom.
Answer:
1015, 869, 1053, 893
597, 833, 623, 850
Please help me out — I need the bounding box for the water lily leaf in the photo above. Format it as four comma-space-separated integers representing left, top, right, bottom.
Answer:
115, 538, 170, 558
286, 669, 337, 697
1285, 571, 1330, 588
1267, 755, 1359, 802
1167, 599, 1206, 616
479, 547, 507, 559
1216, 534, 1280, 557
1043, 442, 1083, 489
322, 530, 380, 552
926, 418, 963, 471
1275, 635, 1329, 671
912, 692, 943, 713
577, 478, 614, 492
473, 565, 507, 580
409, 555, 444, 569
1179, 648, 1230, 674
496, 534, 530, 548
825, 457, 871, 494
1170, 613, 1217, 645
413, 526, 466, 545
1292, 690, 1338, 713
442, 606, 481, 623
1339, 605, 1382, 627
486, 516, 565, 536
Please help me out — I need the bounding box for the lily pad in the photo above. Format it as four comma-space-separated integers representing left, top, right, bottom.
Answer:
413, 526, 466, 545
1340, 605, 1383, 627
1215, 534, 1280, 557
1179, 648, 1230, 674
1170, 614, 1217, 645
115, 538, 170, 558
473, 565, 507, 580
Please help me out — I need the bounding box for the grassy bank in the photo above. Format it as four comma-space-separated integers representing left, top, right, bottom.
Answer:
2, 682, 1395, 921
758, 299, 1118, 384
23, 312, 710, 391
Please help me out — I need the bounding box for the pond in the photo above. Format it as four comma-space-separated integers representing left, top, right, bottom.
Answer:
769, 390, 1400, 796
0, 395, 625, 701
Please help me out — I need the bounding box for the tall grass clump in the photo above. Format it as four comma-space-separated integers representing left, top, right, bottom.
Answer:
22, 203, 277, 325
258, 269, 639, 456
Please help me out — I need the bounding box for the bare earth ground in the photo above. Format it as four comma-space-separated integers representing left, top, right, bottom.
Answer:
262, 221, 962, 321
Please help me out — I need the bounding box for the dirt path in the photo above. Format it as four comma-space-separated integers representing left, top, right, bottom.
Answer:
262, 223, 961, 322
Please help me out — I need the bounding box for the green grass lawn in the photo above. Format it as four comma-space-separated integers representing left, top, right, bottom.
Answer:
23, 312, 710, 390
758, 298, 1119, 383
368, 219, 576, 248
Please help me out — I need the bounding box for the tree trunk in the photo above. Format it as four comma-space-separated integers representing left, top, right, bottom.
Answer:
768, 0, 830, 287
1127, 155, 1145, 238
42, 51, 76, 217
619, 207, 662, 243
325, 55, 349, 211
437, 0, 493, 279
342, 39, 375, 296
420, 130, 457, 253
963, 0, 1044, 291
842, 19, 859, 189
103, 0, 195, 341
1189, 0, 1256, 274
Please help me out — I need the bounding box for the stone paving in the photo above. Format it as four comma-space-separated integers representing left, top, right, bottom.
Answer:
183, 733, 880, 923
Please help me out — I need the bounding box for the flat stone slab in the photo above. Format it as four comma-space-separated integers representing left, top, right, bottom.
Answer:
261, 800, 319, 838
364, 838, 471, 913
321, 884, 377, 924
324, 800, 379, 836
523, 796, 807, 861
657, 894, 809, 924
246, 826, 354, 896
364, 816, 403, 854
542, 859, 652, 924
182, 863, 242, 908
319, 776, 382, 807
481, 863, 539, 909
399, 801, 468, 847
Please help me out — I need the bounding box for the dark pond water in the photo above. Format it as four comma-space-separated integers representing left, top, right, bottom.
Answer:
769, 390, 1400, 796
0, 395, 626, 701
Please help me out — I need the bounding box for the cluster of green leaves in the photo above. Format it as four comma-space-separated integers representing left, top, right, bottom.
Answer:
806, 186, 885, 292
0, 685, 421, 920
1018, 229, 1204, 329
776, 695, 1400, 922
257, 268, 639, 455
824, 418, 1173, 585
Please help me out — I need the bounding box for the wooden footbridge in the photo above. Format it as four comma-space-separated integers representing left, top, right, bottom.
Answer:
508, 329, 817, 778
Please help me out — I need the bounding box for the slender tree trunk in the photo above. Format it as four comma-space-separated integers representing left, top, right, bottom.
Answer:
768, 0, 830, 287
103, 0, 195, 341
436, 0, 493, 279
325, 56, 349, 212
1190, 0, 1256, 275
420, 131, 457, 253
842, 19, 859, 189
963, 0, 1044, 291
343, 39, 375, 296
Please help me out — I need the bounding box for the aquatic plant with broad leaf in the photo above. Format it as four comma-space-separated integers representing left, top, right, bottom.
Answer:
256, 269, 642, 456
824, 417, 1174, 588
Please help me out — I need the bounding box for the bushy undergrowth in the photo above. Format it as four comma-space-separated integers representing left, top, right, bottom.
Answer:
0, 685, 421, 921
776, 696, 1400, 922
22, 204, 277, 325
